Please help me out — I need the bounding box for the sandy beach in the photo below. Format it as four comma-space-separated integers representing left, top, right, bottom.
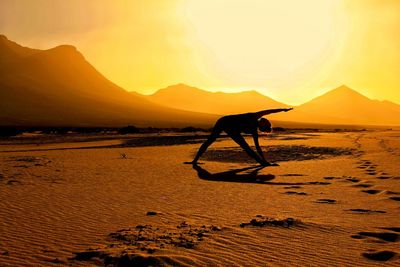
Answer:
0, 130, 399, 266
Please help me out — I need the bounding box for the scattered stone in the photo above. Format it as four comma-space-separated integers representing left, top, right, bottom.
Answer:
211, 226, 221, 231
240, 216, 298, 228
72, 221, 222, 265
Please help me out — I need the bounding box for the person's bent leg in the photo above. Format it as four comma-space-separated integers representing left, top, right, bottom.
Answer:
229, 133, 265, 164
191, 123, 222, 163
192, 137, 216, 163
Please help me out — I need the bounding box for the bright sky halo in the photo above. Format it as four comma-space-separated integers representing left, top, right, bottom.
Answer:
1, 0, 400, 105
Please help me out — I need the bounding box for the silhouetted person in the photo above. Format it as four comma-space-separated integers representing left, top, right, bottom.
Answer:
188, 108, 293, 166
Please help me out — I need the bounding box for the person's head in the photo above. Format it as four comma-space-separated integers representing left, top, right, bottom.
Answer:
258, 118, 272, 133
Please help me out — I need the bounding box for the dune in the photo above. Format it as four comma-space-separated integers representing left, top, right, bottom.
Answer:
0, 129, 399, 266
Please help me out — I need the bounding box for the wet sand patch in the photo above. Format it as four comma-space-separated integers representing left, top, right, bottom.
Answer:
202, 145, 354, 163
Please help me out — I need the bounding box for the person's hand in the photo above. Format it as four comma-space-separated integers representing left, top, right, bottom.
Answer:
285, 108, 294, 112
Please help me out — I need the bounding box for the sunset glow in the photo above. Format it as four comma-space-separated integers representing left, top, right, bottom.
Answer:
0, 0, 399, 105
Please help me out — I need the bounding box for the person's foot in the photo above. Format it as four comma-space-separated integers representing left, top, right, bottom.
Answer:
183, 161, 204, 165
260, 161, 279, 167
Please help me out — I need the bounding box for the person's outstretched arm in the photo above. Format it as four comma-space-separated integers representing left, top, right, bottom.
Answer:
255, 107, 293, 118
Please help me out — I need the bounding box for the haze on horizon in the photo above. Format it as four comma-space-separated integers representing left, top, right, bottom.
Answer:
1, 0, 399, 106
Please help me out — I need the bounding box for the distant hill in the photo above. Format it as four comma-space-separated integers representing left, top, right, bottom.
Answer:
145, 84, 289, 115
145, 83, 400, 126
273, 85, 400, 126
0, 35, 217, 127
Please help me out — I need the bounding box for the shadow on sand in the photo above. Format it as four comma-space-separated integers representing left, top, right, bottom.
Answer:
192, 164, 275, 184
192, 164, 327, 186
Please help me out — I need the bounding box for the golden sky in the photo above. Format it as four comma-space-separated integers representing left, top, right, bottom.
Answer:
1, 0, 399, 105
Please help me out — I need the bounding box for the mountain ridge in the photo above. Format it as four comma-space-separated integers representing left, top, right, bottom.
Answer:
0, 35, 217, 127
143, 83, 400, 126
146, 83, 289, 115
1, 34, 399, 127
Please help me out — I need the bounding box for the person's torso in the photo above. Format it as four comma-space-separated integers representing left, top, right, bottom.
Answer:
220, 113, 258, 134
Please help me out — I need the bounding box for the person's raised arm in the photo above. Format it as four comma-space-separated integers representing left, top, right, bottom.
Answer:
255, 107, 293, 118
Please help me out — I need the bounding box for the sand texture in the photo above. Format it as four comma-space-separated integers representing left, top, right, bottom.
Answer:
0, 130, 400, 266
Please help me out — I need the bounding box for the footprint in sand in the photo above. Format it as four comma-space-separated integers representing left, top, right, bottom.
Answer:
376, 176, 391, 180
352, 232, 399, 242
323, 176, 340, 180
284, 191, 307, 196
388, 196, 400, 202
6, 179, 21, 185
347, 209, 386, 214
380, 227, 400, 232
362, 250, 397, 261
361, 189, 382, 195
352, 183, 374, 188
307, 181, 331, 185
346, 177, 360, 183
386, 191, 400, 195
283, 185, 302, 189
316, 199, 336, 204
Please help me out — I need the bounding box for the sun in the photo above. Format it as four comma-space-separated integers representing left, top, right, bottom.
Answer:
182, 0, 345, 92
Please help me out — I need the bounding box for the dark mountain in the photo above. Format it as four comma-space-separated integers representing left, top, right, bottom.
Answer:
0, 35, 217, 127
